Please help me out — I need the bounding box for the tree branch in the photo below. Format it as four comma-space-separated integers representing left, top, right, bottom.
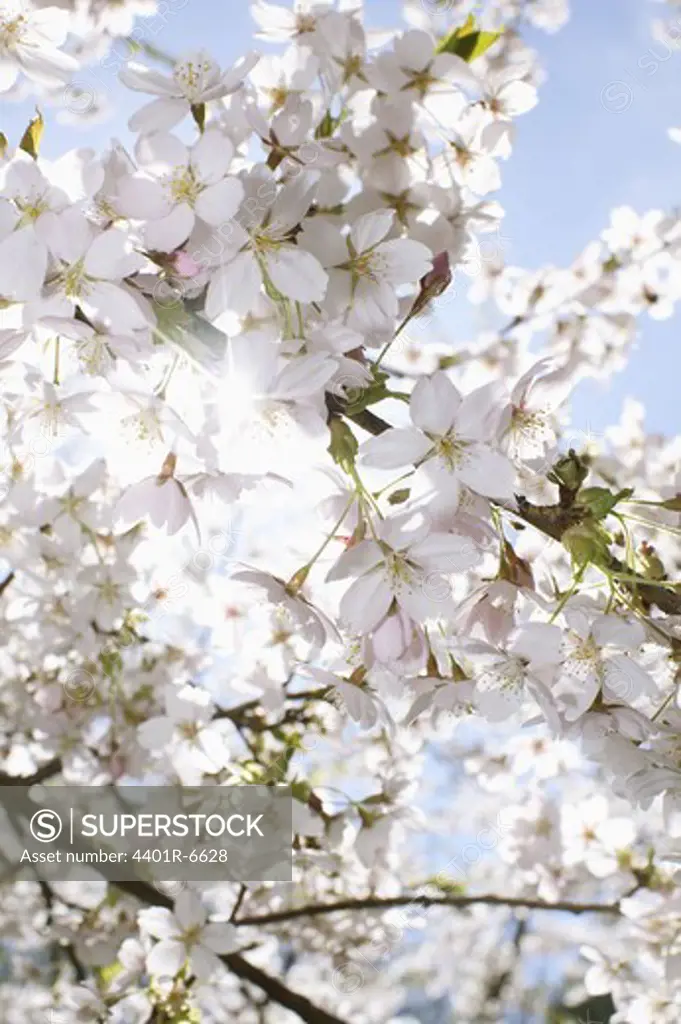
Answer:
38, 879, 87, 982
233, 892, 621, 927
0, 758, 62, 789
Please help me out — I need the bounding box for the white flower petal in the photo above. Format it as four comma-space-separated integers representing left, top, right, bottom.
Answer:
146, 939, 186, 978
145, 203, 195, 252
205, 251, 262, 318
340, 572, 393, 633
192, 130, 235, 183
138, 906, 181, 941
264, 246, 328, 302
361, 427, 432, 470
459, 444, 515, 499
350, 209, 394, 253
410, 373, 460, 435
129, 97, 188, 134
195, 177, 243, 226
174, 890, 206, 931
202, 922, 238, 954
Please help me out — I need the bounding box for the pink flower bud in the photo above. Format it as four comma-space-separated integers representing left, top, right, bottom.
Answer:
171, 250, 201, 278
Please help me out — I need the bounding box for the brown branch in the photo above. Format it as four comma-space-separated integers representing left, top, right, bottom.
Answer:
113, 879, 350, 1024
38, 879, 87, 982
346, 409, 391, 436
0, 757, 62, 788
234, 893, 621, 927
0, 571, 14, 597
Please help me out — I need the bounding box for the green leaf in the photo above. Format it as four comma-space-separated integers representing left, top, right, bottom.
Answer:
19, 110, 44, 159
387, 487, 411, 506
661, 494, 681, 511
436, 16, 502, 62
191, 102, 206, 132
548, 450, 590, 496
562, 521, 612, 568
316, 110, 335, 139
97, 959, 123, 988
437, 354, 462, 370
291, 779, 312, 804
425, 875, 465, 895
578, 486, 633, 520
327, 417, 358, 474
343, 376, 390, 415
0, 133, 7, 158
315, 106, 348, 139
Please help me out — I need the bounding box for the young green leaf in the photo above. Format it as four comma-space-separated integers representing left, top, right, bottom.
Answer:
19, 110, 44, 159
436, 16, 503, 62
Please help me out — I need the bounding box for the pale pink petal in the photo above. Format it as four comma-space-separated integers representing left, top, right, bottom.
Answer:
326, 540, 384, 583
339, 572, 393, 633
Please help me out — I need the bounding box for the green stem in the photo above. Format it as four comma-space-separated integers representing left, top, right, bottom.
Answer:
549, 562, 587, 623
291, 495, 355, 586
53, 336, 60, 385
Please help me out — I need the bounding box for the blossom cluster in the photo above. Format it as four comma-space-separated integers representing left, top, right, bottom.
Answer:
2, 0, 681, 1022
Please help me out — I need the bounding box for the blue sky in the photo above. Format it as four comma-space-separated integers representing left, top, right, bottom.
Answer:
7, 0, 679, 439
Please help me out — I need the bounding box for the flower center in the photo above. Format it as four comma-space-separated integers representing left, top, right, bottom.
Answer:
60, 493, 85, 517
405, 66, 438, 99
182, 923, 202, 946
16, 195, 48, 225
97, 579, 120, 604
0, 14, 26, 51
253, 228, 283, 254
268, 85, 290, 110
166, 165, 202, 207
432, 433, 466, 470
566, 634, 602, 680
339, 53, 363, 84
58, 260, 90, 300
295, 13, 316, 34
121, 408, 164, 445
174, 57, 216, 101
383, 551, 414, 592
178, 720, 200, 741
77, 334, 112, 375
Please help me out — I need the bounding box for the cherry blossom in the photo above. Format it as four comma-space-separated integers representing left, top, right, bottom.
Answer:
0, 2, 679, 1022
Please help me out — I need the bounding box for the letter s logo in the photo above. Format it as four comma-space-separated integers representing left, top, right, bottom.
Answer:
30, 809, 63, 843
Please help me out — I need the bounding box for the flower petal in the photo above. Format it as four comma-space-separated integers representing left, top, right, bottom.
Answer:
410, 373, 460, 435
265, 246, 328, 303
195, 177, 243, 226
360, 427, 431, 470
